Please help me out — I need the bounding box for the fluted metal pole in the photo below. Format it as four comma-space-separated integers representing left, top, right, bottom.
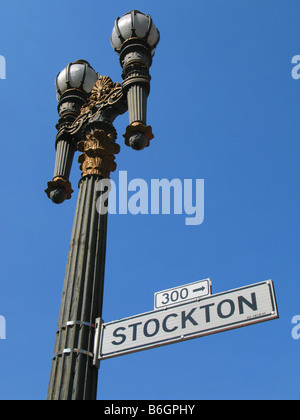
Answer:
47, 175, 107, 400
127, 84, 148, 124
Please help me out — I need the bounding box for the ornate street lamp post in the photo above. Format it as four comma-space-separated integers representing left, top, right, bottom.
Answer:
45, 11, 159, 400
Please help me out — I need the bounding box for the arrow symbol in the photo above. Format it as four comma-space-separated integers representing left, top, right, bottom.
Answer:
193, 286, 206, 293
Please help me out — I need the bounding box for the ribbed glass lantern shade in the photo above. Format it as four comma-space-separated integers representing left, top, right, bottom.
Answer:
111, 10, 160, 56
55, 60, 98, 101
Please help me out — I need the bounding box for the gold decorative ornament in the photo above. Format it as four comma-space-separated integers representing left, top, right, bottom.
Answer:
45, 176, 73, 200
76, 76, 123, 120
123, 121, 154, 148
77, 129, 120, 178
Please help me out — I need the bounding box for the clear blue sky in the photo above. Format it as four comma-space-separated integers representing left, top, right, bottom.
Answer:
0, 0, 300, 400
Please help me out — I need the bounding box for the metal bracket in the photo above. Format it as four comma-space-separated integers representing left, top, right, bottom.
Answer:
52, 348, 94, 360
53, 319, 100, 367
93, 317, 104, 369
56, 320, 96, 333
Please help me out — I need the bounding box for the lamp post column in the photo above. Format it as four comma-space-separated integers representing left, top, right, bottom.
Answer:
45, 10, 160, 401
47, 125, 120, 400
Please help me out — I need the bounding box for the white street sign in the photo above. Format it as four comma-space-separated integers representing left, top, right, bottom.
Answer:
96, 280, 278, 361
154, 279, 212, 309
